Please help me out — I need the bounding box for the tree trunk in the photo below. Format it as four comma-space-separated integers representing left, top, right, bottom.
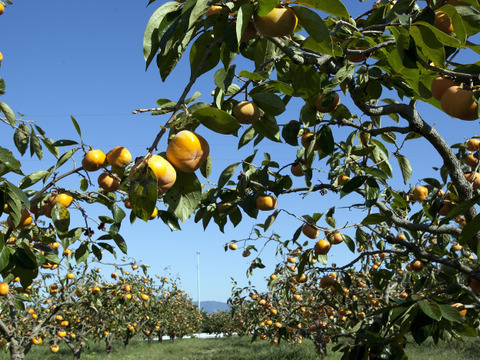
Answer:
147, 333, 153, 347
105, 338, 113, 357
169, 332, 175, 342
9, 340, 25, 360
72, 347, 83, 360
124, 335, 132, 350
157, 331, 164, 342
313, 338, 328, 359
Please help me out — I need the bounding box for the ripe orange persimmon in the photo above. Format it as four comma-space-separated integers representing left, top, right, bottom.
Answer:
240, 23, 259, 42
130, 155, 177, 194
315, 92, 340, 113
166, 130, 210, 173
205, 5, 222, 17
150, 207, 158, 220
290, 161, 304, 177
67, 273, 75, 280
57, 330, 67, 337
141, 294, 149, 301
49, 193, 73, 208
7, 208, 33, 228
228, 243, 237, 251
82, 149, 106, 171
465, 154, 479, 167
253, 7, 298, 38
0, 52, 3, 62
302, 224, 319, 239
256, 195, 277, 211
233, 101, 260, 124
0, 4, 4, 15
434, 10, 454, 34
107, 146, 132, 169
410, 260, 424, 272
98, 172, 121, 192
314, 239, 331, 255
413, 186, 428, 202
301, 132, 319, 150
430, 77, 458, 101
464, 171, 480, 189
451, 303, 467, 316
0, 283, 8, 296
441, 86, 479, 121
467, 138, 480, 151
50, 345, 59, 353
32, 337, 42, 345
438, 200, 454, 216
329, 232, 344, 244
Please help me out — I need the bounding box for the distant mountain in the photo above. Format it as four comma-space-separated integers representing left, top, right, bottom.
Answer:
193, 300, 229, 313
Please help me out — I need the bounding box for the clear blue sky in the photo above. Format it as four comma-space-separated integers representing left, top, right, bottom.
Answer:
0, 1, 478, 302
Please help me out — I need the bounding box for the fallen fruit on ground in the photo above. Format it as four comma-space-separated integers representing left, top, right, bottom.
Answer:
166, 130, 210, 173
82, 149, 106, 171
253, 7, 298, 38
256, 195, 278, 211
98, 172, 121, 192
107, 146, 132, 169
233, 101, 260, 124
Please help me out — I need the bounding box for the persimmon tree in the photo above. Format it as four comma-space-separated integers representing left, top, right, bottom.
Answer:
3, 0, 480, 358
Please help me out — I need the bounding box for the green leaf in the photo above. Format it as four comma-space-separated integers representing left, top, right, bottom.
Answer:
0, 234, 10, 272
129, 165, 158, 222
397, 155, 412, 185
218, 163, 240, 189
418, 299, 442, 321
236, 4, 255, 46
111, 204, 126, 223
294, 7, 332, 54
192, 107, 240, 135
18, 170, 50, 189
342, 234, 355, 253
294, 0, 349, 19
0, 147, 22, 176
112, 233, 128, 254
14, 124, 30, 155
362, 213, 388, 225
318, 125, 334, 155
409, 25, 445, 67
143, 1, 182, 68
0, 101, 16, 127
250, 93, 286, 116
158, 210, 181, 231
282, 120, 301, 146
239, 70, 265, 81
41, 138, 59, 159
71, 116, 82, 138
51, 204, 70, 235
256, 0, 279, 17
439, 304, 462, 323
52, 139, 78, 147
29, 129, 43, 160
189, 31, 221, 79
75, 242, 90, 264
238, 126, 256, 149
56, 148, 78, 169
6, 181, 29, 208
459, 212, 480, 245
341, 176, 368, 196
200, 155, 212, 179
164, 172, 202, 222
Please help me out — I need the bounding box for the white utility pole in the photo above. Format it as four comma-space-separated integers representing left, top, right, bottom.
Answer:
196, 252, 201, 313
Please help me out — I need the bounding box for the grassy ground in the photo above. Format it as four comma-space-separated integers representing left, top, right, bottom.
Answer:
0, 335, 478, 359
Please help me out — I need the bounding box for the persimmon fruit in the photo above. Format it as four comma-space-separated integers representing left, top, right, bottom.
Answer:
166, 130, 210, 173
98, 172, 121, 192
302, 224, 319, 239
412, 186, 428, 202
440, 86, 478, 121
314, 239, 331, 255
434, 10, 454, 34
82, 149, 106, 172
315, 92, 340, 113
430, 77, 458, 101
256, 195, 277, 211
467, 138, 480, 151
253, 7, 298, 38
107, 146, 132, 169
233, 101, 260, 124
